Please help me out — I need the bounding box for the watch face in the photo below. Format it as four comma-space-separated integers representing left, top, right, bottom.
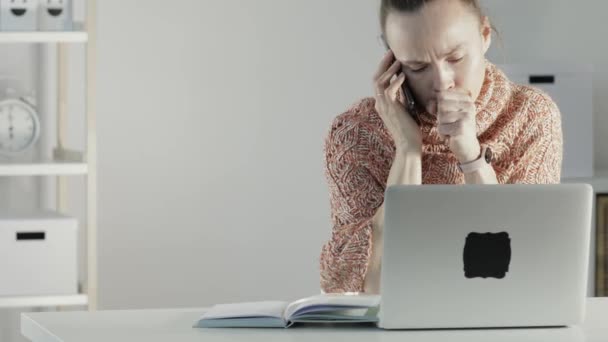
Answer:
0, 101, 38, 154
484, 147, 493, 163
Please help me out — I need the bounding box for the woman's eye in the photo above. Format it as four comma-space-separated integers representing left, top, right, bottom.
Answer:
410, 66, 427, 73
450, 56, 464, 63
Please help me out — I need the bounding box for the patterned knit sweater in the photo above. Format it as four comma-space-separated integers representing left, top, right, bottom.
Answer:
319, 60, 563, 293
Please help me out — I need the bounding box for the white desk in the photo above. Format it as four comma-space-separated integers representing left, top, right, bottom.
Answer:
21, 298, 608, 342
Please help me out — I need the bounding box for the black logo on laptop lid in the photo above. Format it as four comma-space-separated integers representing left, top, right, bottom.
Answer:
463, 232, 511, 279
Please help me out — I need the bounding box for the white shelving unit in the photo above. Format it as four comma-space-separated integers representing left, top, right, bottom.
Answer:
0, 294, 88, 309
0, 150, 87, 176
0, 31, 87, 43
563, 170, 608, 193
0, 160, 87, 176
0, 1, 97, 310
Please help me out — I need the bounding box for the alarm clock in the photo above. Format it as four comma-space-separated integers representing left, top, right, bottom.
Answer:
0, 94, 40, 157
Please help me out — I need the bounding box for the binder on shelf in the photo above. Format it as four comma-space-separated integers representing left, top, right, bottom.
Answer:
0, 0, 38, 31
38, 0, 73, 31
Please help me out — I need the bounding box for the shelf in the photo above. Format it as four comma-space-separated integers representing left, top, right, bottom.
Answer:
562, 169, 608, 193
0, 31, 88, 43
0, 294, 88, 308
0, 156, 87, 176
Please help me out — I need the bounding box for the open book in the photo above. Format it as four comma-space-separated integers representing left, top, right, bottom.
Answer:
193, 293, 380, 328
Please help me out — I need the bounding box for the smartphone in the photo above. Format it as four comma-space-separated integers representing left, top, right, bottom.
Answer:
379, 34, 419, 124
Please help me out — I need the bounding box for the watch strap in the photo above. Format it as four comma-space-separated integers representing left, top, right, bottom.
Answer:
458, 145, 492, 174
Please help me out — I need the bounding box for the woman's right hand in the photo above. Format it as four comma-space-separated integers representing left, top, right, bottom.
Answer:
373, 50, 422, 150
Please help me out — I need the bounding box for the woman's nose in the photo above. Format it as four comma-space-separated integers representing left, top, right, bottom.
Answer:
432, 66, 455, 92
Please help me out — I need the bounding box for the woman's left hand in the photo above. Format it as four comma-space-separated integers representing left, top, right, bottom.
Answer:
428, 88, 481, 163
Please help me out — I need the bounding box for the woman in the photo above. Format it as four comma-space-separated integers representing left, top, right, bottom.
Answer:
319, 0, 563, 294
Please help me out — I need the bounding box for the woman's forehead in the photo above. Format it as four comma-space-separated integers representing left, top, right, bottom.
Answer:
384, 1, 480, 60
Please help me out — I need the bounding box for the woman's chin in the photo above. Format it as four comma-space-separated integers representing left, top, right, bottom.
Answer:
424, 101, 438, 116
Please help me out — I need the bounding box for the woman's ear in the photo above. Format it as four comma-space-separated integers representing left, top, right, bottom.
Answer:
480, 16, 492, 54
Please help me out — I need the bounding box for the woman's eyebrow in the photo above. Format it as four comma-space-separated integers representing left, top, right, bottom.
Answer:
403, 44, 466, 64
442, 44, 465, 57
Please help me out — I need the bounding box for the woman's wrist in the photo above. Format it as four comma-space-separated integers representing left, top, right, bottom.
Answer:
453, 138, 481, 164
395, 140, 422, 156
384, 139, 423, 189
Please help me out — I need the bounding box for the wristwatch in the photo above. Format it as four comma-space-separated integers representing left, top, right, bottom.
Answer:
458, 145, 493, 174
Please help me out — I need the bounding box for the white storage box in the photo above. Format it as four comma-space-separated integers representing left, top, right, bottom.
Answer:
0, 210, 78, 296
38, 0, 72, 31
0, 0, 38, 31
499, 63, 594, 179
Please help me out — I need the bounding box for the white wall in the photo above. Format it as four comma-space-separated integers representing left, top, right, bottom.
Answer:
94, 0, 608, 309
94, 0, 608, 310
94, 0, 381, 309
2, 1, 608, 341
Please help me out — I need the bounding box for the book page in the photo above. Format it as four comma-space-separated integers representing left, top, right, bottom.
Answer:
199, 301, 289, 320
195, 317, 287, 328
284, 293, 380, 319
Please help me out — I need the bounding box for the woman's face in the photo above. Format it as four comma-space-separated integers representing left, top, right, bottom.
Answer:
384, 0, 492, 114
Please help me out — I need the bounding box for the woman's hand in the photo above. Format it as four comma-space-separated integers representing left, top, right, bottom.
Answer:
427, 89, 481, 163
373, 50, 422, 150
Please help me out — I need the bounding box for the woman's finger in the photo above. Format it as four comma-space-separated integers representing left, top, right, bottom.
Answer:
376, 60, 402, 90
437, 89, 473, 104
437, 99, 473, 112
396, 84, 405, 106
438, 120, 466, 136
438, 111, 467, 125
385, 73, 406, 103
373, 50, 396, 81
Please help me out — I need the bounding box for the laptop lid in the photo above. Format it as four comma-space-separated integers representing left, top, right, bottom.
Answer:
378, 184, 592, 329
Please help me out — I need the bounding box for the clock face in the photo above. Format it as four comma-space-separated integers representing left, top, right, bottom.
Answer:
0, 101, 38, 154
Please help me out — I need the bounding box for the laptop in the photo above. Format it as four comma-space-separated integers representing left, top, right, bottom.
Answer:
378, 183, 593, 329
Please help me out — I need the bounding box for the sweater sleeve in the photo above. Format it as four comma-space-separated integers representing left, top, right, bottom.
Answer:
319, 115, 385, 293
507, 90, 563, 184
